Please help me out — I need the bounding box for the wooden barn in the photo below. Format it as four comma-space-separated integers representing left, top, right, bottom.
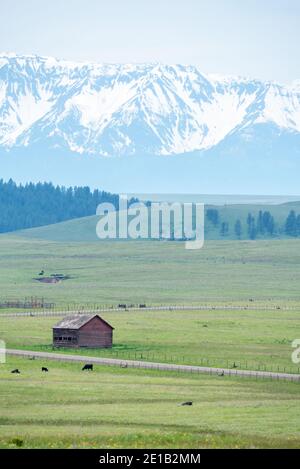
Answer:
53, 314, 114, 348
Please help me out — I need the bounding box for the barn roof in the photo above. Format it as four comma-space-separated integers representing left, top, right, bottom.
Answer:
53, 314, 114, 330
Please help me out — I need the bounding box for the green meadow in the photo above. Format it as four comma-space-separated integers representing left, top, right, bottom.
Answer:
0, 357, 299, 449
1, 308, 299, 373
0, 230, 300, 448
1, 234, 300, 307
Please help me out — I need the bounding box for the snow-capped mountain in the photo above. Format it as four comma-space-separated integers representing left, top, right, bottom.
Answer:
0, 53, 300, 157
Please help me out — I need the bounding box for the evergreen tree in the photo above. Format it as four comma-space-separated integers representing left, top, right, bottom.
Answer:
220, 222, 229, 237
249, 224, 257, 240
234, 219, 242, 239
206, 209, 219, 226
247, 213, 257, 239
267, 215, 275, 236
285, 210, 297, 236
257, 210, 264, 234
258, 211, 275, 236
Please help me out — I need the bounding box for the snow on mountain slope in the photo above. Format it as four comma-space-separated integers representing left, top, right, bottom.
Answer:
0, 53, 300, 157
256, 84, 300, 130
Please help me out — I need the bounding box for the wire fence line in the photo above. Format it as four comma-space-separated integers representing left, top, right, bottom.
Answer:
0, 303, 298, 318
8, 345, 298, 376
6, 348, 300, 383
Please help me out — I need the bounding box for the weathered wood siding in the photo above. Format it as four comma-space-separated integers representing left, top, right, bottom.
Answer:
78, 317, 113, 348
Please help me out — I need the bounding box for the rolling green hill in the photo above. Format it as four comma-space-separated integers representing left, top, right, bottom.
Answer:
12, 201, 300, 242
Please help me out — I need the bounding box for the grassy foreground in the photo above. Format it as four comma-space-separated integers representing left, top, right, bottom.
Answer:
0, 357, 299, 449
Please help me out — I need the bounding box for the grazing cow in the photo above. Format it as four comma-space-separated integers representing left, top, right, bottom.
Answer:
11, 369, 20, 374
42, 367, 48, 372
120, 363, 128, 368
218, 371, 225, 377
82, 364, 93, 371
180, 401, 193, 406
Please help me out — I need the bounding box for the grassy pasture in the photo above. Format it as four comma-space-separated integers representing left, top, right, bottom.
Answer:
0, 357, 299, 449
1, 235, 300, 307
1, 308, 299, 372
0, 233, 300, 448
0, 234, 300, 371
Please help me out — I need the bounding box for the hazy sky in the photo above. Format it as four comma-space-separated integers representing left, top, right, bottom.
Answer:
1, 0, 299, 83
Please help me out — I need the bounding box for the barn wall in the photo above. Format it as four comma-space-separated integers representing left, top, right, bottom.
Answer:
53, 328, 78, 347
78, 317, 113, 348
77, 330, 112, 348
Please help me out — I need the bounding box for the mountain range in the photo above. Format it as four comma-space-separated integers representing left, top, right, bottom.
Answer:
0, 53, 300, 193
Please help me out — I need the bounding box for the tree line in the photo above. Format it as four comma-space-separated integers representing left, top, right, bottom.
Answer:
0, 181, 299, 240
0, 179, 119, 233
206, 208, 300, 239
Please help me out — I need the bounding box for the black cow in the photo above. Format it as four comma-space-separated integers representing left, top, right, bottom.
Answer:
180, 401, 193, 406
82, 364, 93, 371
11, 369, 20, 374
42, 367, 49, 372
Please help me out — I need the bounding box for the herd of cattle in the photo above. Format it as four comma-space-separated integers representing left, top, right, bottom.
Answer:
11, 366, 49, 373
9, 363, 194, 406
11, 364, 93, 373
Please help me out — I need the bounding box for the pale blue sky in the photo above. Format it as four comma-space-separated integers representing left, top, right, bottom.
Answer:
1, 0, 299, 83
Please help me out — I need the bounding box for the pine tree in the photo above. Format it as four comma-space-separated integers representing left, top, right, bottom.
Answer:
285, 210, 297, 236
234, 219, 242, 239
247, 213, 256, 239
257, 210, 264, 234
206, 209, 219, 226
220, 222, 229, 237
